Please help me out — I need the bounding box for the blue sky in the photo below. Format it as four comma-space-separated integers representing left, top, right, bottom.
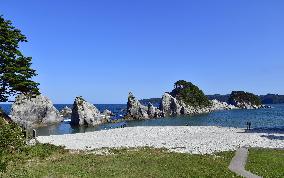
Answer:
1, 0, 284, 103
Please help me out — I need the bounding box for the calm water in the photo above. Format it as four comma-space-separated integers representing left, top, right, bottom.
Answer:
1, 104, 284, 136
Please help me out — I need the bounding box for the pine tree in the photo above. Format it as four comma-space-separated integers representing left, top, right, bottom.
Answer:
0, 15, 40, 102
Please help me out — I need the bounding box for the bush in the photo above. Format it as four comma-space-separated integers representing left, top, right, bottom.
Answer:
0, 117, 25, 172
22, 144, 66, 159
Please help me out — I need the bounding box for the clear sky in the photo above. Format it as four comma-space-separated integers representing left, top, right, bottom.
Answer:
1, 0, 284, 104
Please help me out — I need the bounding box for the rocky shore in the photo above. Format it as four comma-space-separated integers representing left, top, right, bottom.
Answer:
37, 126, 284, 154
125, 92, 237, 120
8, 81, 271, 128
9, 92, 269, 128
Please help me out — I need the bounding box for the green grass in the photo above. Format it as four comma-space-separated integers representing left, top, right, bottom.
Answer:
1, 145, 240, 178
246, 148, 284, 178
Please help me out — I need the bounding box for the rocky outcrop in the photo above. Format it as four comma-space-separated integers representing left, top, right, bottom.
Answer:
159, 93, 213, 116
233, 103, 270, 109
60, 106, 72, 118
11, 94, 63, 128
103, 109, 114, 116
159, 93, 183, 116
228, 91, 263, 109
0, 108, 13, 124
147, 103, 162, 118
124, 89, 269, 121
126, 93, 241, 120
102, 109, 114, 121
210, 99, 237, 110
260, 105, 272, 109
236, 102, 259, 109
125, 92, 162, 120
125, 92, 149, 120
71, 96, 107, 126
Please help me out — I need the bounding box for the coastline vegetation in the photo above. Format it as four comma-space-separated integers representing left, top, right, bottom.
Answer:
141, 94, 284, 106
228, 91, 261, 106
170, 80, 211, 107
0, 116, 24, 172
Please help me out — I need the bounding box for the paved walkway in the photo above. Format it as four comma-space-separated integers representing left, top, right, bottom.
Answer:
229, 148, 262, 178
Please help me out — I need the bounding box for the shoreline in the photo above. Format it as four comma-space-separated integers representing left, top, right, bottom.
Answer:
37, 126, 284, 154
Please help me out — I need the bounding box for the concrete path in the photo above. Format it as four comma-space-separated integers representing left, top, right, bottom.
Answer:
229, 148, 262, 178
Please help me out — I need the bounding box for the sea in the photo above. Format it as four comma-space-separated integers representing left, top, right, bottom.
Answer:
1, 104, 284, 136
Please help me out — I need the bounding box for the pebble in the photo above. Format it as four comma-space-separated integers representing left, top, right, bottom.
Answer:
37, 126, 284, 154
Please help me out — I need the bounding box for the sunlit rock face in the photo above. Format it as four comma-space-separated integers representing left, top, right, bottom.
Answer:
159, 93, 183, 116
11, 94, 63, 128
147, 102, 162, 118
71, 96, 107, 126
159, 93, 212, 116
210, 99, 237, 111
60, 106, 72, 118
125, 92, 149, 120
125, 92, 163, 120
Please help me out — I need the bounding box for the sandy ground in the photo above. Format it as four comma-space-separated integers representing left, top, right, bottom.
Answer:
37, 126, 284, 154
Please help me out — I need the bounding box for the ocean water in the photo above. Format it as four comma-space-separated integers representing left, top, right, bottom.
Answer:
1, 104, 284, 136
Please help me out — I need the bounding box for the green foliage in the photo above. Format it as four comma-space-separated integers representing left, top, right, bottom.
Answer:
21, 144, 66, 159
228, 91, 261, 106
0, 117, 25, 172
0, 15, 40, 102
170, 80, 211, 107
0, 118, 65, 173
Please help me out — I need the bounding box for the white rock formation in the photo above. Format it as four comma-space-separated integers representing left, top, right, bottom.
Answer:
210, 99, 237, 110
60, 106, 72, 118
233, 102, 270, 109
147, 103, 162, 118
159, 93, 213, 117
125, 92, 163, 120
11, 94, 63, 128
125, 92, 149, 120
71, 96, 106, 126
102, 109, 114, 116
125, 93, 255, 120
159, 93, 183, 116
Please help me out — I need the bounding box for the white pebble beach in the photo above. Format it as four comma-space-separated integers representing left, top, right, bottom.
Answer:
37, 126, 284, 154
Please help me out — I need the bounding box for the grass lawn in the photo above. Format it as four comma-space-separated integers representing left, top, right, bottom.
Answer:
1, 144, 240, 178
246, 148, 284, 178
